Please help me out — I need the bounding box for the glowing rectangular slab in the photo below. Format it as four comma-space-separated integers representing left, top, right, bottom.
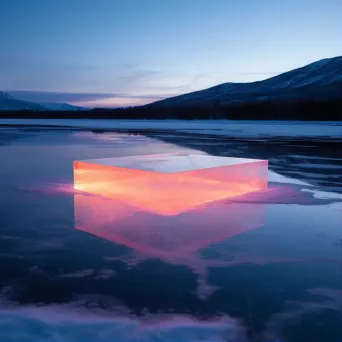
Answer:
74, 153, 268, 215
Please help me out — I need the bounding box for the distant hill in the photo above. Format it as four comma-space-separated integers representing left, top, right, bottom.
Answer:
38, 102, 85, 111
149, 56, 342, 108
1, 57, 341, 120
0, 91, 47, 111
0, 92, 85, 111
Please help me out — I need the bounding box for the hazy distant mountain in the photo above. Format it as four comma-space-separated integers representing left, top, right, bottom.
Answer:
0, 91, 47, 111
149, 56, 342, 107
38, 102, 85, 111
0, 92, 86, 111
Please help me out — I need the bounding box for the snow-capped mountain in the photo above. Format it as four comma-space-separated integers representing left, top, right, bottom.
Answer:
0, 91, 47, 111
149, 56, 342, 107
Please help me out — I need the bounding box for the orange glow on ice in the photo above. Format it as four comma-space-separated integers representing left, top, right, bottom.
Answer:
73, 154, 268, 215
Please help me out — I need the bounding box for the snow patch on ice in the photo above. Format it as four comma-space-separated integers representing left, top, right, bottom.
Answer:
0, 303, 243, 342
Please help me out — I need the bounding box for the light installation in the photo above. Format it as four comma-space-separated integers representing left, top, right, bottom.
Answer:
73, 153, 268, 298
73, 153, 268, 215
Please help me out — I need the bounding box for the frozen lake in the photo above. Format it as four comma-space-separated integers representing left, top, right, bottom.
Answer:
0, 124, 341, 342
1, 118, 342, 139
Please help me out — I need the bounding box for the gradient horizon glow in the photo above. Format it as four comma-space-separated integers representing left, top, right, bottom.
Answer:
1, 0, 341, 107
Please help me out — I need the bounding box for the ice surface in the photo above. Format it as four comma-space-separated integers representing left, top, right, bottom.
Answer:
0, 304, 239, 341
74, 153, 268, 215
1, 119, 341, 138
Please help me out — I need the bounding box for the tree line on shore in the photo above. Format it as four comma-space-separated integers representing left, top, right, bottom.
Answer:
1, 97, 341, 121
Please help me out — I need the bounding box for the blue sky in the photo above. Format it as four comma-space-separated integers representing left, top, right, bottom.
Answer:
1, 0, 341, 107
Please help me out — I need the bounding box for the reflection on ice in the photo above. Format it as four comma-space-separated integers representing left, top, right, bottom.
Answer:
74, 192, 266, 299
74, 195, 266, 261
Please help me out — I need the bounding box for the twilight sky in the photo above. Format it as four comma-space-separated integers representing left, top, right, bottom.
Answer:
1, 0, 341, 108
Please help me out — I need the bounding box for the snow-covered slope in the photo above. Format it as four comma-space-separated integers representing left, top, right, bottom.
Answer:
0, 92, 47, 111
150, 56, 342, 107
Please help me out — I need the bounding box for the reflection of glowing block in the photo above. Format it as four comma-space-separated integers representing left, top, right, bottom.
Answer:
74, 153, 268, 215
74, 193, 266, 260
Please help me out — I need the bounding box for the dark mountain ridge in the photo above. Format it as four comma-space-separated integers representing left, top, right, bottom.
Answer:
149, 56, 342, 107
1, 57, 341, 120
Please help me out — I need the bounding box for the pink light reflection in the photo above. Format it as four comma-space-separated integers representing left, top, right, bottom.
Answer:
74, 193, 267, 299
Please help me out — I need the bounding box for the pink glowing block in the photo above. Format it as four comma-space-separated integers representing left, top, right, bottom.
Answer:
74, 153, 268, 215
